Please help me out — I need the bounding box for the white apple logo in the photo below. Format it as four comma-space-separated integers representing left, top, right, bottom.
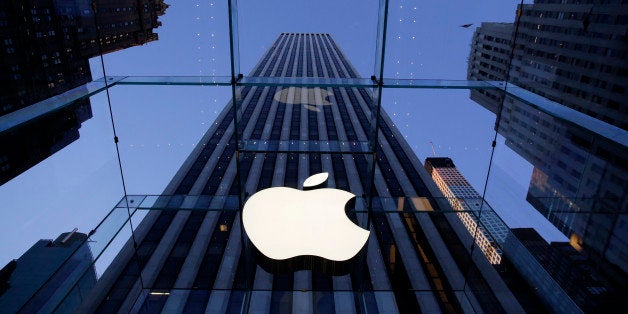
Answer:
242, 173, 369, 267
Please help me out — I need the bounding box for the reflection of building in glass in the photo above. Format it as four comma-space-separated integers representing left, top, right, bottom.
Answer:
467, 3, 628, 277
0, 230, 97, 313
0, 0, 167, 184
78, 33, 538, 312
424, 157, 508, 265
468, 2, 628, 129
1, 0, 167, 115
0, 101, 92, 185
467, 22, 512, 114
509, 228, 625, 312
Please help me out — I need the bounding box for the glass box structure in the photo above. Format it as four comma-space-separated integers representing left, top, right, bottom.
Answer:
0, 1, 626, 313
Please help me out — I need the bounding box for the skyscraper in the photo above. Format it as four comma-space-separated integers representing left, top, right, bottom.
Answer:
0, 229, 97, 313
467, 2, 628, 129
0, 0, 167, 185
467, 2, 628, 279
0, 0, 168, 116
77, 33, 537, 313
509, 228, 624, 312
424, 157, 509, 265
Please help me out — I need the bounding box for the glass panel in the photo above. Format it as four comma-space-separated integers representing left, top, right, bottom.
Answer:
136, 195, 240, 211
235, 85, 376, 154
382, 79, 497, 89
236, 1, 379, 78
88, 206, 136, 268
3, 1, 626, 313
503, 84, 627, 146
228, 0, 241, 78
10, 205, 137, 313
235, 152, 374, 208
500, 228, 580, 313
107, 85, 231, 195
17, 232, 98, 313
384, 0, 520, 80
239, 76, 374, 88
239, 139, 371, 153
373, 0, 389, 81
0, 92, 123, 270
484, 2, 628, 308
0, 79, 121, 134
115, 76, 232, 86
98, 1, 231, 77
487, 97, 627, 312
381, 88, 496, 194
1, 1, 102, 120
512, 2, 627, 132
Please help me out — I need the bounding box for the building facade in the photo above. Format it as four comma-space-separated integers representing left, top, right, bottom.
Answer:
76, 33, 543, 313
0, 230, 97, 313
467, 1, 628, 129
510, 228, 625, 312
467, 1, 628, 278
424, 157, 509, 265
0, 0, 167, 185
0, 0, 167, 116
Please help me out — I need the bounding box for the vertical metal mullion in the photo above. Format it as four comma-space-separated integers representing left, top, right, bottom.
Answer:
227, 1, 253, 312
373, 0, 390, 82
367, 0, 389, 244
364, 1, 389, 306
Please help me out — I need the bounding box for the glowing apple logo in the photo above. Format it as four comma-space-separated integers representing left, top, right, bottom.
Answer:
242, 173, 369, 274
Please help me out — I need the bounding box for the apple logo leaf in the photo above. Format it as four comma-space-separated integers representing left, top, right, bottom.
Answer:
302, 172, 328, 190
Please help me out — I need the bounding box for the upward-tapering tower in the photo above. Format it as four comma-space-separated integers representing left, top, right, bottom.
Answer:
81, 33, 533, 313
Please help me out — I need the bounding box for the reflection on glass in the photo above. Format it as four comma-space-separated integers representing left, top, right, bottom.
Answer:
0, 231, 96, 313
425, 157, 506, 265
468, 2, 628, 311
0, 99, 92, 185
0, 0, 166, 120
115, 76, 232, 86
2, 1, 626, 313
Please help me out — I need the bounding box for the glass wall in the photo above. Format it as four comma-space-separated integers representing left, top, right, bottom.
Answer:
0, 1, 625, 313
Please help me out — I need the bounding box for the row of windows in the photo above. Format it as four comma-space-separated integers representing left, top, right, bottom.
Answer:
272, 35, 294, 76
524, 9, 624, 25
276, 33, 352, 78
481, 43, 510, 57
481, 34, 511, 45
518, 32, 626, 60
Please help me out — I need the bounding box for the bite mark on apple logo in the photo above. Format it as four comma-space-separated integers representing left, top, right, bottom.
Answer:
243, 172, 369, 275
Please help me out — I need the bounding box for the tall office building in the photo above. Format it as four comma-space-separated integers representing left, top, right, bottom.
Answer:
467, 1, 628, 277
0, 0, 167, 185
0, 230, 97, 313
466, 22, 512, 114
467, 1, 628, 129
424, 157, 509, 265
509, 228, 624, 312
75, 33, 540, 313
0, 0, 168, 116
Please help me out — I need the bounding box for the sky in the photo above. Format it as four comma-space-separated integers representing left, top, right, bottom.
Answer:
0, 0, 567, 269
